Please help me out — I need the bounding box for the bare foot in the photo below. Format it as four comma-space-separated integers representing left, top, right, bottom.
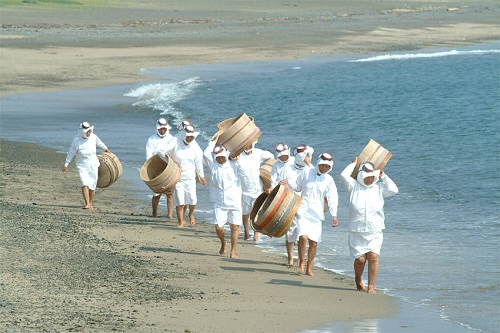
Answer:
230, 252, 239, 259
177, 223, 185, 228
167, 215, 173, 219
367, 287, 377, 294
219, 241, 227, 255
83, 206, 93, 210
190, 218, 196, 226
287, 259, 294, 267
244, 233, 250, 241
253, 237, 259, 241
306, 270, 314, 277
356, 281, 367, 292
296, 261, 305, 274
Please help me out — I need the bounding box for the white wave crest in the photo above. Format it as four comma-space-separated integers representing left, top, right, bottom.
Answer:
350, 49, 500, 62
124, 77, 204, 122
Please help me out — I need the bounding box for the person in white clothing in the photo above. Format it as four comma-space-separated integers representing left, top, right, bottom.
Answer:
159, 124, 206, 227
270, 143, 313, 266
62, 121, 111, 210
340, 158, 398, 294
145, 118, 175, 219
233, 141, 274, 241
204, 141, 243, 258
292, 152, 339, 276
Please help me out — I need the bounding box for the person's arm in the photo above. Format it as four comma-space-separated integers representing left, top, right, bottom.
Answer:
380, 170, 399, 198
340, 159, 357, 192
62, 139, 77, 172
325, 179, 339, 227
203, 140, 216, 169
195, 148, 206, 185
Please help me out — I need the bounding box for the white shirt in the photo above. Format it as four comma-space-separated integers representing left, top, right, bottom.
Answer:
270, 156, 295, 187
203, 141, 242, 209
235, 148, 274, 197
340, 162, 398, 232
145, 132, 174, 160
64, 133, 107, 169
294, 167, 339, 221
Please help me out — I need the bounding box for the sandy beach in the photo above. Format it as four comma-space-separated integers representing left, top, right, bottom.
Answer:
1, 1, 499, 332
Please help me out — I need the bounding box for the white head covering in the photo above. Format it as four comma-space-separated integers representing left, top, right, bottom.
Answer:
79, 121, 93, 139
213, 145, 229, 164
177, 119, 192, 131
275, 142, 290, 159
294, 144, 314, 167
156, 118, 171, 138
244, 140, 257, 154
316, 152, 333, 174
181, 124, 200, 145
356, 162, 380, 187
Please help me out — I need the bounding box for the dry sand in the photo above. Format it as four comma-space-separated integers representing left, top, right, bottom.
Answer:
0, 1, 499, 332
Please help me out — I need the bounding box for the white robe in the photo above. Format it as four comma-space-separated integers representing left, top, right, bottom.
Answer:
293, 167, 339, 242
159, 137, 204, 206
145, 132, 174, 160
203, 141, 243, 226
340, 162, 398, 258
64, 133, 108, 190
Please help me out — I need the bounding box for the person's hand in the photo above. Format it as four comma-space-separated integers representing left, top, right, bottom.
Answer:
105, 149, 111, 153
62, 166, 67, 172
200, 177, 207, 185
229, 155, 239, 161
379, 170, 385, 178
278, 179, 289, 186
352, 157, 358, 164
332, 216, 338, 227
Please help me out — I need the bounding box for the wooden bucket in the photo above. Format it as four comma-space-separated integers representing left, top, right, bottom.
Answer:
259, 158, 277, 191
351, 139, 392, 179
97, 151, 122, 188
215, 113, 262, 157
250, 185, 302, 238
140, 155, 181, 194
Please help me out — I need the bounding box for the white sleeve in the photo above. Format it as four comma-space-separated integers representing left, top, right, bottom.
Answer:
64, 139, 78, 167
340, 162, 356, 193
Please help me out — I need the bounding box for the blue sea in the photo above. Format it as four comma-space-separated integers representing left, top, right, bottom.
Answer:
1, 42, 499, 333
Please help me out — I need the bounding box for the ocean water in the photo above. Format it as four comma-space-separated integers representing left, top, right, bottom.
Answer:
1, 42, 499, 333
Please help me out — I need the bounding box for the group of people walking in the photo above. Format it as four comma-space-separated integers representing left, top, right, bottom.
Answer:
63, 117, 398, 294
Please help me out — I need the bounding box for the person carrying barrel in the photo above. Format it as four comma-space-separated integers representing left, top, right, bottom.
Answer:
291, 152, 339, 276
145, 117, 175, 219
340, 158, 398, 293
158, 123, 206, 227
62, 121, 111, 210
203, 141, 244, 258
233, 141, 274, 241
269, 143, 313, 267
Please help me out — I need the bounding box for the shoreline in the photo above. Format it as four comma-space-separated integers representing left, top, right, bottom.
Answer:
0, 139, 397, 332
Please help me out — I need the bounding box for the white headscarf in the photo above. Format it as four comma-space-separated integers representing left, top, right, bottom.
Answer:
181, 124, 200, 145
356, 162, 380, 187
156, 118, 171, 138
275, 142, 290, 160
294, 144, 314, 167
213, 145, 229, 164
316, 152, 333, 175
79, 121, 93, 139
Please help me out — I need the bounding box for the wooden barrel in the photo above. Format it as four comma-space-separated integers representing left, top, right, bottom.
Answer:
250, 185, 302, 238
351, 139, 393, 179
215, 113, 261, 157
97, 151, 122, 188
259, 158, 277, 191
140, 155, 181, 194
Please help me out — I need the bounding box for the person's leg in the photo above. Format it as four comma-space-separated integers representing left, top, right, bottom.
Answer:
286, 240, 295, 266
297, 235, 307, 273
82, 186, 90, 209
242, 214, 250, 240
166, 194, 174, 219
305, 239, 317, 276
176, 205, 185, 227
152, 195, 161, 217
215, 225, 226, 254
188, 204, 196, 225
253, 230, 259, 241
229, 224, 240, 259
354, 255, 367, 292
367, 252, 379, 294
88, 189, 95, 209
